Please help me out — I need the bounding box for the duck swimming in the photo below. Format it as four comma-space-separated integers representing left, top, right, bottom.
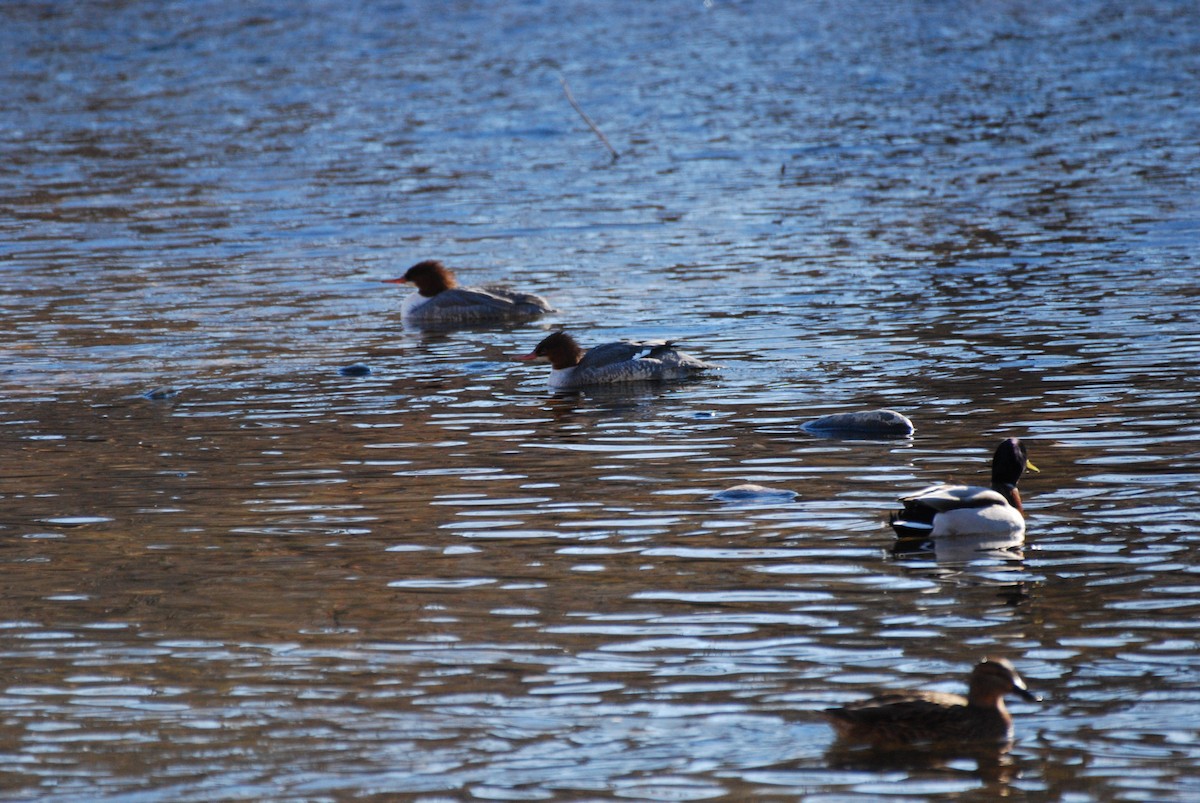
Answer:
518, 331, 718, 390
824, 657, 1040, 747
384, 260, 555, 325
889, 438, 1038, 542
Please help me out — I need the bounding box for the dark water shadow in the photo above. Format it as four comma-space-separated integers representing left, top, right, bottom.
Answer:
891, 531, 1026, 562
825, 740, 1021, 786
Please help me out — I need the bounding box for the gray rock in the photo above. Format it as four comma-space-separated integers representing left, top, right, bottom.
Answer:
801, 409, 915, 437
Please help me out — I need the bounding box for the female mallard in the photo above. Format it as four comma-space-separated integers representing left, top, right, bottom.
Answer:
889, 438, 1038, 541
824, 657, 1040, 746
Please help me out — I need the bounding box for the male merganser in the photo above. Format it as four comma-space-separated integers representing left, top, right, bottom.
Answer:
889, 438, 1039, 542
823, 657, 1040, 746
518, 331, 718, 390
384, 260, 554, 325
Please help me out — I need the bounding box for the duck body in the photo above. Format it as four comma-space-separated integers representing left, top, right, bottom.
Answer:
386, 260, 554, 325
824, 657, 1039, 747
520, 332, 718, 390
889, 438, 1038, 542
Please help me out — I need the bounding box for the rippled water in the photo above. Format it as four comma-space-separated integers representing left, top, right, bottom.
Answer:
3, 0, 1200, 799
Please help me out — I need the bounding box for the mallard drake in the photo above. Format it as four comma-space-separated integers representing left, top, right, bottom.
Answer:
824, 657, 1040, 746
517, 331, 719, 390
889, 438, 1038, 541
384, 260, 555, 325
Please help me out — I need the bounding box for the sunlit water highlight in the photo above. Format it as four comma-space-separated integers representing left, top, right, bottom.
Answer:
2, 0, 1200, 799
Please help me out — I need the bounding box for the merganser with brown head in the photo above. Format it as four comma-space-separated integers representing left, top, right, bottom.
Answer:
518, 331, 718, 390
384, 260, 554, 326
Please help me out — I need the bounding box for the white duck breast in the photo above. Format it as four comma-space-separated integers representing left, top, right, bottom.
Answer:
401, 291, 430, 319
927, 495, 1025, 538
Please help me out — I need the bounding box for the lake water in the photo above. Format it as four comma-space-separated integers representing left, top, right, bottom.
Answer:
3, 0, 1200, 799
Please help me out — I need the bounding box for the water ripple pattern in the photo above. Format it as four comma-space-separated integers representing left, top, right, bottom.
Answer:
1, 0, 1199, 800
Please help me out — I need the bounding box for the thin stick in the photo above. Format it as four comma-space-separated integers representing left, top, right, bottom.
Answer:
559, 74, 619, 162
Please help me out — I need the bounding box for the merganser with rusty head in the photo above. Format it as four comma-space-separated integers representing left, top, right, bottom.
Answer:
518, 331, 719, 390
384, 260, 554, 325
889, 438, 1039, 543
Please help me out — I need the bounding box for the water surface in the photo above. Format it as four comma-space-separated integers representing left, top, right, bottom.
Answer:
2, 1, 1200, 800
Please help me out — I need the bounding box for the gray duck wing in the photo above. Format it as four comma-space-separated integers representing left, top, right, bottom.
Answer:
576, 341, 653, 372
418, 287, 542, 321
903, 484, 1008, 512
479, 284, 555, 313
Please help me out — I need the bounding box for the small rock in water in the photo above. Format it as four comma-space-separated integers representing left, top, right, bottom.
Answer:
39, 515, 114, 527
339, 363, 372, 377
801, 409, 915, 437
711, 484, 799, 503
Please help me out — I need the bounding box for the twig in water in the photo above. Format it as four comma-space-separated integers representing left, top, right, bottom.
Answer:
559, 74, 619, 162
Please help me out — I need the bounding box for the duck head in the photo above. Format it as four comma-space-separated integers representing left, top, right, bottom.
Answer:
992, 437, 1039, 496
519, 331, 584, 370
969, 657, 1041, 706
383, 259, 458, 297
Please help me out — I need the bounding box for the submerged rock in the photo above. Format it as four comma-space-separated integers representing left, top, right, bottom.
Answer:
801, 409, 915, 437
339, 363, 373, 377
142, 386, 181, 400
711, 484, 799, 504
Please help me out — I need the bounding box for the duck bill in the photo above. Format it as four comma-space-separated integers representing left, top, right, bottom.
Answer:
1016, 685, 1042, 703
1025, 460, 1040, 473
381, 278, 408, 285
516, 352, 540, 362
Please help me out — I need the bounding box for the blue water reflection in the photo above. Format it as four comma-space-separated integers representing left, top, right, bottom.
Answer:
2, 0, 1200, 799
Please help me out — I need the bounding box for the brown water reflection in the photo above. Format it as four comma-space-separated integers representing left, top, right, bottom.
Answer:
4, 0, 1200, 799
4, 360, 1199, 798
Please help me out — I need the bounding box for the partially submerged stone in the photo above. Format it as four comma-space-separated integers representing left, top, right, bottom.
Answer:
801, 409, 915, 437
711, 484, 799, 504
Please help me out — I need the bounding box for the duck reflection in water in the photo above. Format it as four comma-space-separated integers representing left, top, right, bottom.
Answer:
892, 530, 1026, 561
825, 739, 1022, 786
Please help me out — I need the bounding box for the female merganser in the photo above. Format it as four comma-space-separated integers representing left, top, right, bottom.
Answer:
824, 657, 1040, 746
889, 438, 1039, 542
518, 331, 718, 390
384, 260, 554, 325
